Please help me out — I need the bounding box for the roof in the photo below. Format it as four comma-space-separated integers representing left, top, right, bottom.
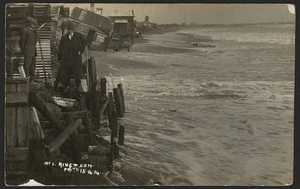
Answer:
105, 10, 134, 17
70, 7, 114, 33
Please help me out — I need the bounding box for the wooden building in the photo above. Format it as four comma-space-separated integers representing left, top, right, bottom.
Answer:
106, 11, 135, 51
66, 7, 114, 48
109, 15, 135, 42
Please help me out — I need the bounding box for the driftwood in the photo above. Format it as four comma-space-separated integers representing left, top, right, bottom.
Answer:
47, 119, 82, 153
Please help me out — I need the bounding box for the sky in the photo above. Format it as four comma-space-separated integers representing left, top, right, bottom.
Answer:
55, 3, 295, 25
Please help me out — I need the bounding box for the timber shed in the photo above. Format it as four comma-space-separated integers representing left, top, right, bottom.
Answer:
67, 7, 114, 48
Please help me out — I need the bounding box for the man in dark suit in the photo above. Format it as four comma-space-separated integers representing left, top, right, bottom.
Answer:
58, 21, 87, 91
19, 17, 37, 81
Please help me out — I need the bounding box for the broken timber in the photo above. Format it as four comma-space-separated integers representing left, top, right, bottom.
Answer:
47, 119, 82, 153
29, 92, 63, 131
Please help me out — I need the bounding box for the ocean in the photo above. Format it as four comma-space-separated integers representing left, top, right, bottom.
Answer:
91, 23, 295, 186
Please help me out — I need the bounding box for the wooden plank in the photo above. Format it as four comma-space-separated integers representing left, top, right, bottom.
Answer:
30, 107, 44, 139
99, 99, 109, 121
6, 102, 28, 107
48, 119, 82, 153
18, 66, 26, 78
40, 111, 88, 121
5, 84, 16, 93
5, 107, 17, 147
16, 80, 29, 92
5, 171, 27, 176
6, 147, 28, 162
16, 106, 29, 147
6, 78, 28, 84
29, 92, 63, 131
6, 93, 28, 104
59, 111, 88, 120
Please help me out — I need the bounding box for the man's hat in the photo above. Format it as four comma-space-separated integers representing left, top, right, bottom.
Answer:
27, 17, 37, 25
66, 21, 75, 30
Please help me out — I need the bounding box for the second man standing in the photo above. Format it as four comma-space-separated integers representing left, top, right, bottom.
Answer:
58, 21, 87, 91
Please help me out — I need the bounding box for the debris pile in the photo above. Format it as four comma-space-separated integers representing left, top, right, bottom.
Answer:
5, 3, 127, 185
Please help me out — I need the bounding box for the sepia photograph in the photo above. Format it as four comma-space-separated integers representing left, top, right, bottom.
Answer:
4, 2, 295, 186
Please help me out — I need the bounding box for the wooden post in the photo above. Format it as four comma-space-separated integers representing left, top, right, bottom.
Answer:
110, 110, 119, 160
80, 94, 87, 111
110, 111, 118, 144
118, 125, 125, 145
92, 91, 102, 127
100, 77, 107, 97
114, 143, 119, 160
117, 83, 125, 113
88, 57, 97, 92
85, 46, 89, 89
82, 116, 96, 145
107, 92, 114, 128
113, 88, 124, 118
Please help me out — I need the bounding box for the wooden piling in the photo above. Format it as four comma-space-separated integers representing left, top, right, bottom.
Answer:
117, 83, 125, 113
110, 110, 119, 160
92, 91, 102, 127
107, 92, 114, 128
88, 57, 97, 92
114, 143, 119, 159
113, 88, 124, 117
118, 125, 125, 145
110, 111, 118, 144
100, 77, 107, 97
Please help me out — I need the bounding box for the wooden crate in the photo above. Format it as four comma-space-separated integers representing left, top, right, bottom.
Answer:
5, 78, 30, 175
